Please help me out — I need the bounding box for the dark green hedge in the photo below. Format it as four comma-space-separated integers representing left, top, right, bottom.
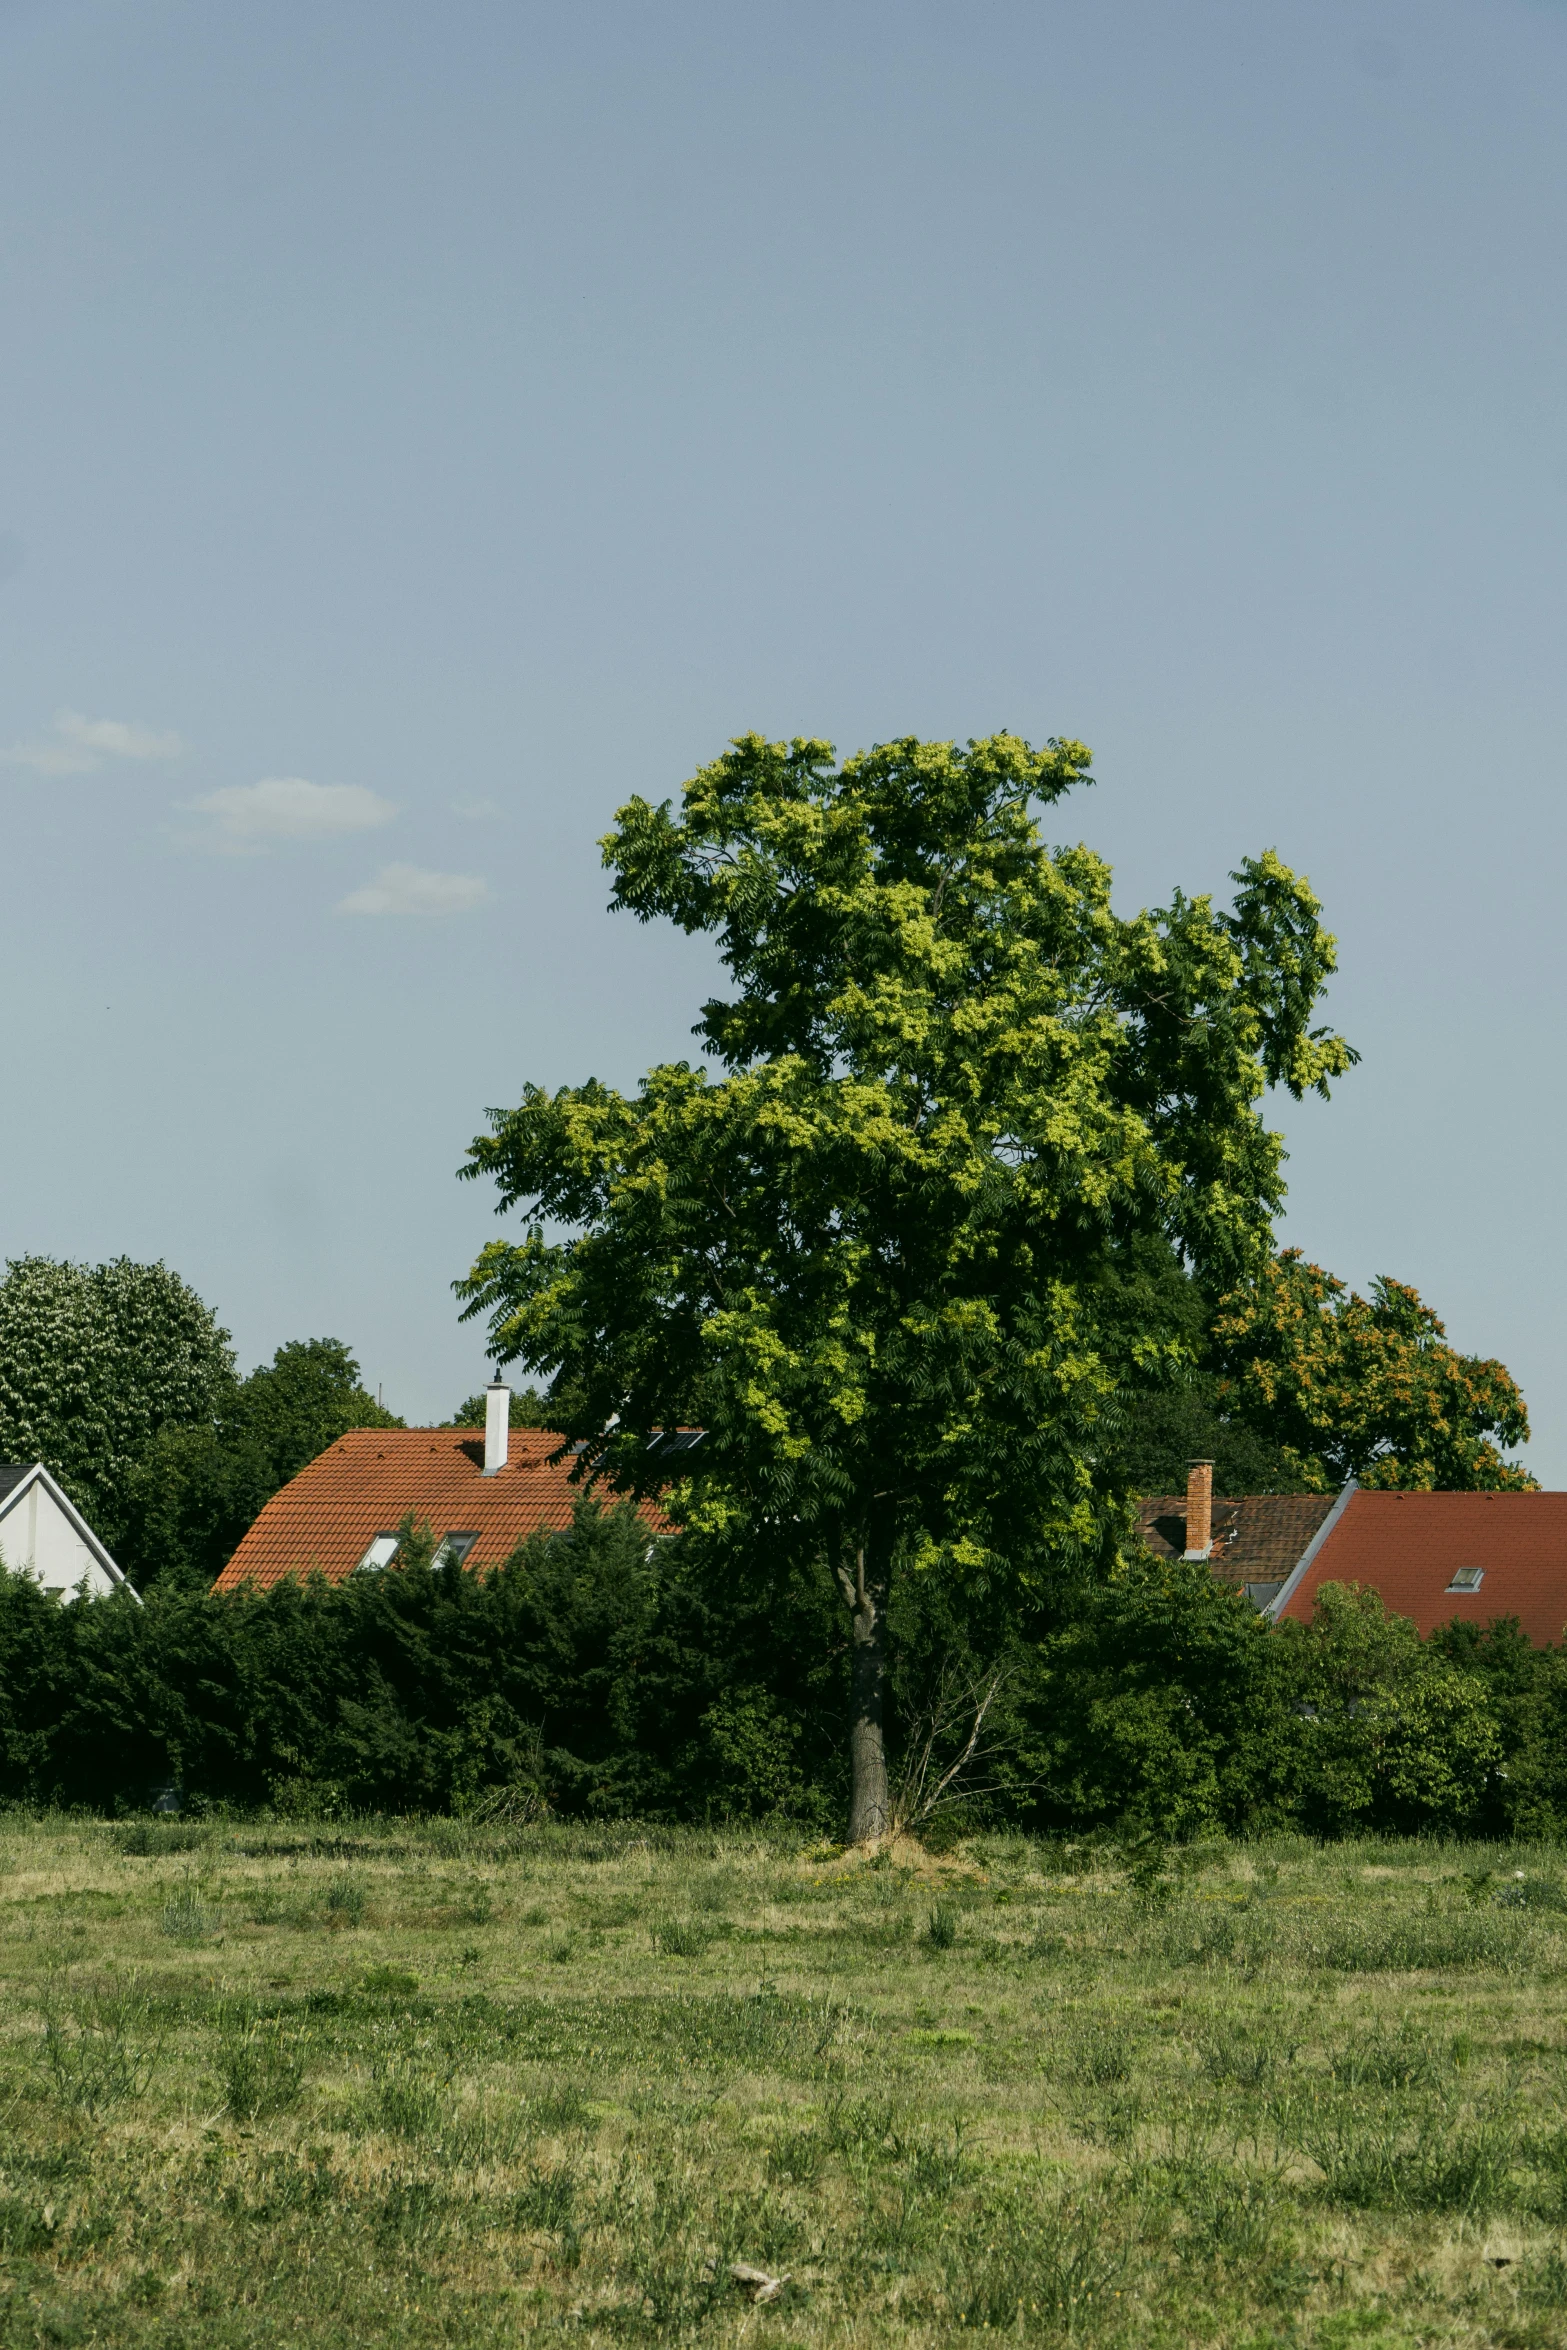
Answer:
0, 1502, 848, 1823
0, 1504, 1561, 1839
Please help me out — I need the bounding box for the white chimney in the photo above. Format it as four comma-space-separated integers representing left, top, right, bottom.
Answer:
483, 1379, 511, 1477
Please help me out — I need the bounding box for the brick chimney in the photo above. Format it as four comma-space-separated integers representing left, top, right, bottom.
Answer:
483, 1379, 511, 1477
1183, 1459, 1214, 1559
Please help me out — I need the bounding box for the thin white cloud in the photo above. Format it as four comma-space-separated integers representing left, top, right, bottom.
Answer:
452, 795, 503, 821
336, 863, 490, 917
0, 708, 183, 774
56, 711, 183, 760
186, 776, 395, 852
0, 737, 96, 776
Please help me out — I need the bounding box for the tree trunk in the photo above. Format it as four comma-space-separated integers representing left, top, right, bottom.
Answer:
840, 1539, 890, 1845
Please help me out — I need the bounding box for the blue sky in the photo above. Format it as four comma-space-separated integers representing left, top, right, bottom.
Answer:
3, 0, 1564, 1468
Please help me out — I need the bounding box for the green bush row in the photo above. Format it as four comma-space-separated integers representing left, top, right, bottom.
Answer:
0, 1502, 846, 1823
1, 1502, 1563, 1837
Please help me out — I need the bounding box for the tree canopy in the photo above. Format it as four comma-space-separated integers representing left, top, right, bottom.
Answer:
118, 1339, 403, 1588
1083, 1236, 1314, 1496
0, 1252, 401, 1585
1212, 1249, 1531, 1491
0, 1256, 234, 1551
1097, 1240, 1531, 1498
459, 730, 1355, 1838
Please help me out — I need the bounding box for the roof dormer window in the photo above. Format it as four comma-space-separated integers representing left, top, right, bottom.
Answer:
1446, 1566, 1485, 1593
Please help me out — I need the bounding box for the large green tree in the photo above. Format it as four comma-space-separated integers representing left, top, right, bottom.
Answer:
0, 1256, 234, 1552
458, 731, 1354, 1840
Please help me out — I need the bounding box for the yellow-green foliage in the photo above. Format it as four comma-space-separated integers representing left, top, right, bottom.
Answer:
457, 733, 1358, 1840
458, 733, 1356, 1592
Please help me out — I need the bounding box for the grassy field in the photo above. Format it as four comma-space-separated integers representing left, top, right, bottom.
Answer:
0, 1822, 1564, 2348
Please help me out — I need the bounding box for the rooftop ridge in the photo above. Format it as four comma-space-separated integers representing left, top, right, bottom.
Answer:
213, 1423, 662, 1594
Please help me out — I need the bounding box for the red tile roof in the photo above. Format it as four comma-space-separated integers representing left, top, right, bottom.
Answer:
1138, 1494, 1337, 1590
1274, 1488, 1567, 1645
213, 1428, 658, 1592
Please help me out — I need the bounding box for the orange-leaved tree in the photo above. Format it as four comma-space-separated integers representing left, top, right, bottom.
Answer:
1212, 1250, 1531, 1492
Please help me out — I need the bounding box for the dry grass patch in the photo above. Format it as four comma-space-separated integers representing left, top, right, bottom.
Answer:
0, 1823, 1559, 2343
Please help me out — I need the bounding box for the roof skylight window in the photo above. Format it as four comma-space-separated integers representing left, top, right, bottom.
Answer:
357, 1532, 400, 1573
1446, 1566, 1485, 1593
435, 1531, 478, 1567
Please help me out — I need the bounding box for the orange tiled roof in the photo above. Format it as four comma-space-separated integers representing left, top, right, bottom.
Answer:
1274, 1488, 1567, 1645
213, 1428, 656, 1592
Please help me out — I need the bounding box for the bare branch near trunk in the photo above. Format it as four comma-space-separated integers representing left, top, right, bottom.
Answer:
889, 1665, 1010, 1838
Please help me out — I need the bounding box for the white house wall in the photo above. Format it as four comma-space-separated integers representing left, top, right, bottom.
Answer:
0, 1480, 121, 1599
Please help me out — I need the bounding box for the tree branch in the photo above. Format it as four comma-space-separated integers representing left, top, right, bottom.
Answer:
890, 1665, 1011, 1835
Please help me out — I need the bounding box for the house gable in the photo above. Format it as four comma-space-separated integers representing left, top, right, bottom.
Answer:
0, 1465, 134, 1602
